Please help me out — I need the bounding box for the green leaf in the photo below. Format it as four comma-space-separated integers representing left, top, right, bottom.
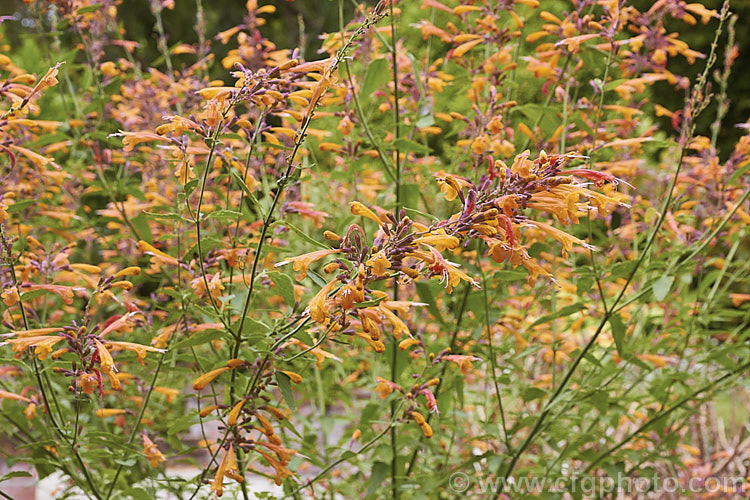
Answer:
131, 214, 152, 242
168, 415, 199, 436
528, 303, 585, 328
521, 387, 547, 402
267, 271, 296, 307
142, 211, 191, 222
360, 58, 390, 97
728, 163, 750, 186
20, 289, 47, 301
182, 237, 223, 261
577, 275, 596, 295
76, 3, 103, 14
103, 77, 123, 96
400, 183, 421, 211
367, 462, 389, 496
415, 281, 443, 323
652, 275, 674, 301
276, 372, 295, 410
114, 458, 137, 467
184, 178, 200, 196
512, 103, 559, 133
0, 471, 32, 483
609, 261, 638, 279
391, 138, 431, 155
603, 78, 628, 91
232, 317, 270, 346
7, 200, 36, 213
609, 313, 627, 357
230, 169, 264, 216
275, 221, 330, 250
590, 390, 609, 414
30, 132, 70, 148
123, 487, 153, 500
173, 329, 228, 350
203, 210, 242, 221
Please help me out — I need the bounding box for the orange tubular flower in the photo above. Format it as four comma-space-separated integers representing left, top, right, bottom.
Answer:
212, 444, 243, 496
275, 248, 341, 281
307, 280, 338, 324
142, 434, 166, 468
227, 399, 247, 426
257, 450, 293, 486
137, 240, 180, 266
94, 339, 115, 374
7, 335, 66, 361
443, 354, 482, 375
115, 131, 171, 152
105, 341, 165, 364
365, 251, 392, 276
350, 201, 383, 225
192, 366, 231, 390
96, 409, 127, 418
280, 370, 302, 383
0, 390, 31, 403
378, 305, 410, 340
78, 372, 98, 395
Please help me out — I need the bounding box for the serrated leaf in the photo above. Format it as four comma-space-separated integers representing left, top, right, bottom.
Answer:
184, 178, 200, 196
232, 317, 269, 346
167, 415, 198, 435
230, 169, 264, 216
367, 462, 389, 496
652, 275, 674, 301
203, 209, 242, 221
609, 312, 627, 356
143, 211, 191, 222
360, 58, 389, 97
275, 372, 295, 410
609, 261, 638, 279
577, 275, 596, 295
267, 271, 296, 307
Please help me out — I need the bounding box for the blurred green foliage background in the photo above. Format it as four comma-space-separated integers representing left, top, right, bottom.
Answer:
1, 0, 748, 155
